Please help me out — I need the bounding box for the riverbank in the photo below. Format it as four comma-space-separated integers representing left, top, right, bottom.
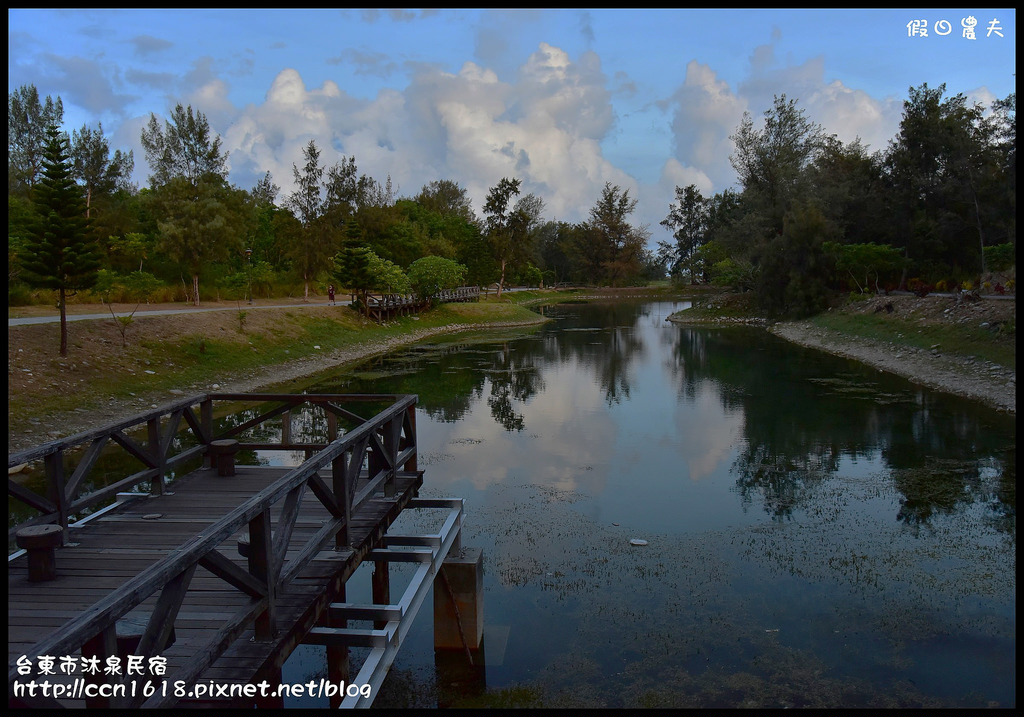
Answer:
8, 300, 549, 454
670, 292, 1015, 414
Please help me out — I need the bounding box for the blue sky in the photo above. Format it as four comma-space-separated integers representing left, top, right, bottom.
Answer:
8, 8, 1016, 246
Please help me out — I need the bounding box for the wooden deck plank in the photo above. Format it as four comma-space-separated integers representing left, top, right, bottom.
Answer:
9, 459, 421, 708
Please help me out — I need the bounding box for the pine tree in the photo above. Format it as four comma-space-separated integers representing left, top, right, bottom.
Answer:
22, 125, 98, 356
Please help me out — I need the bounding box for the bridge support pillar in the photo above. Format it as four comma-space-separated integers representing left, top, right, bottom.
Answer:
434, 547, 483, 651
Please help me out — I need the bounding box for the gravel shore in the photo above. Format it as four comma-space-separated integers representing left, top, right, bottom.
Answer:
769, 321, 1015, 414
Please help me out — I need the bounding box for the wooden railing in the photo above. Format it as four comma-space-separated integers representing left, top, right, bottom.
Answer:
356, 286, 480, 322
8, 393, 418, 708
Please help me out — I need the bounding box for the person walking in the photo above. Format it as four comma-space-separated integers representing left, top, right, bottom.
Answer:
328, 284, 336, 305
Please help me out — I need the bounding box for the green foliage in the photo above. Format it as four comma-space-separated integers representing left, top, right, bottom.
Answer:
8, 84, 64, 193
660, 184, 709, 280
824, 241, 906, 293
984, 243, 1015, 272
407, 255, 467, 300
334, 246, 409, 299
22, 124, 98, 354
754, 205, 834, 318
579, 183, 650, 286
94, 269, 162, 303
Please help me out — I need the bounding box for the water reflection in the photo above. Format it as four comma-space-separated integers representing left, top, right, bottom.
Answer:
282, 300, 1016, 707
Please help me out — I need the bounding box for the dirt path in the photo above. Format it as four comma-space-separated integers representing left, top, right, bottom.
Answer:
770, 321, 1015, 414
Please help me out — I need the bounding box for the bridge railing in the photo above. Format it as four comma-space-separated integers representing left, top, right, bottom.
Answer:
8, 393, 417, 542
8, 393, 419, 708
356, 286, 480, 322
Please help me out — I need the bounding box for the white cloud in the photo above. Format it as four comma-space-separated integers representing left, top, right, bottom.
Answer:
214, 44, 630, 224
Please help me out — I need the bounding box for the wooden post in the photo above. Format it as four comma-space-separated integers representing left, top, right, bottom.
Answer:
371, 561, 390, 630
434, 548, 483, 651
148, 417, 164, 496
15, 525, 64, 581
324, 584, 349, 709
249, 509, 276, 640
281, 409, 292, 447
200, 398, 213, 468
81, 625, 119, 708
44, 450, 69, 536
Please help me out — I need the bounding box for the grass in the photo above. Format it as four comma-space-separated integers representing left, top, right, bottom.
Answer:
8, 301, 547, 427
809, 311, 1016, 369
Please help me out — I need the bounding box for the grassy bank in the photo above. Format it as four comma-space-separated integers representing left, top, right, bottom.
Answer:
8, 299, 546, 429
807, 310, 1015, 369
668, 289, 1015, 371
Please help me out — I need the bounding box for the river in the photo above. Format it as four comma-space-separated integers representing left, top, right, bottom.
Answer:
271, 299, 1015, 708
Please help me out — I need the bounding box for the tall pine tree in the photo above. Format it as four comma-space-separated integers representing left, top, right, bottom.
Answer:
22, 125, 98, 356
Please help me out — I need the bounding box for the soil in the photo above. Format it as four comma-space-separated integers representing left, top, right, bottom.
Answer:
7, 299, 546, 454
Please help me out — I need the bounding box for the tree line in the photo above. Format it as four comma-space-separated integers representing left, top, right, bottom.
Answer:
658, 83, 1016, 316
9, 79, 1016, 355
8, 83, 662, 335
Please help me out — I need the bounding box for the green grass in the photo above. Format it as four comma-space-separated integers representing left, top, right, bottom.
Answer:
9, 302, 548, 425
810, 312, 1016, 369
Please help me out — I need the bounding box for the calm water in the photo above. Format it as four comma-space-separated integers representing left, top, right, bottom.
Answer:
269, 299, 1015, 709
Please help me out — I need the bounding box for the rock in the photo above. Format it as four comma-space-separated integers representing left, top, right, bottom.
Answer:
8, 463, 30, 475
629, 538, 649, 546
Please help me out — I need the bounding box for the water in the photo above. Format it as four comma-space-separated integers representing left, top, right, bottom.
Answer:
275, 299, 1014, 708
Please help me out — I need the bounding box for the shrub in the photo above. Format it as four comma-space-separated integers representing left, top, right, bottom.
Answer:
407, 256, 467, 300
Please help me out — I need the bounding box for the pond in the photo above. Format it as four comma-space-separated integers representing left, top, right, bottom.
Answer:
32, 297, 1005, 709
270, 298, 1015, 708
268, 298, 1016, 709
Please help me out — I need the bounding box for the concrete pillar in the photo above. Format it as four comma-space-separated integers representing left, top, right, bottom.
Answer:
434, 547, 483, 651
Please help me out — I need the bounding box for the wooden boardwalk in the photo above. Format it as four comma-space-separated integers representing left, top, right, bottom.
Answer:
8, 393, 424, 708
357, 285, 480, 323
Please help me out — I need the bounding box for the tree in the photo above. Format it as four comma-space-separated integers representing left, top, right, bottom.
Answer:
251, 171, 280, 207
415, 179, 476, 223
754, 204, 834, 318
21, 125, 98, 356
140, 104, 237, 304
586, 183, 650, 286
824, 242, 906, 294
660, 184, 710, 282
333, 246, 409, 311
285, 140, 332, 299
884, 83, 1006, 281
407, 255, 468, 301
483, 177, 524, 297
8, 84, 64, 194
70, 122, 135, 218
730, 94, 825, 236
140, 104, 227, 187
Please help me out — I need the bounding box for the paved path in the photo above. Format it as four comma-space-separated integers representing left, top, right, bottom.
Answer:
8, 300, 350, 326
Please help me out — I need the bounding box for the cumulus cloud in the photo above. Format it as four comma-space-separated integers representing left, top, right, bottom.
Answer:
658, 60, 748, 193
215, 43, 629, 224
658, 36, 905, 202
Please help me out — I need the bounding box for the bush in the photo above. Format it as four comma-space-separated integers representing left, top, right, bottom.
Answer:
984, 243, 1015, 272
407, 256, 467, 300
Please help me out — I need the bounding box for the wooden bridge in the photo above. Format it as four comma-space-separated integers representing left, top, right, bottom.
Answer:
8, 393, 480, 709
357, 286, 480, 323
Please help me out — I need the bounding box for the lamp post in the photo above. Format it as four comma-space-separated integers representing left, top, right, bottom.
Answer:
245, 248, 253, 304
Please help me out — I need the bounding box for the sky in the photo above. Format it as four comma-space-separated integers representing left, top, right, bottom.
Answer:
7, 8, 1016, 248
